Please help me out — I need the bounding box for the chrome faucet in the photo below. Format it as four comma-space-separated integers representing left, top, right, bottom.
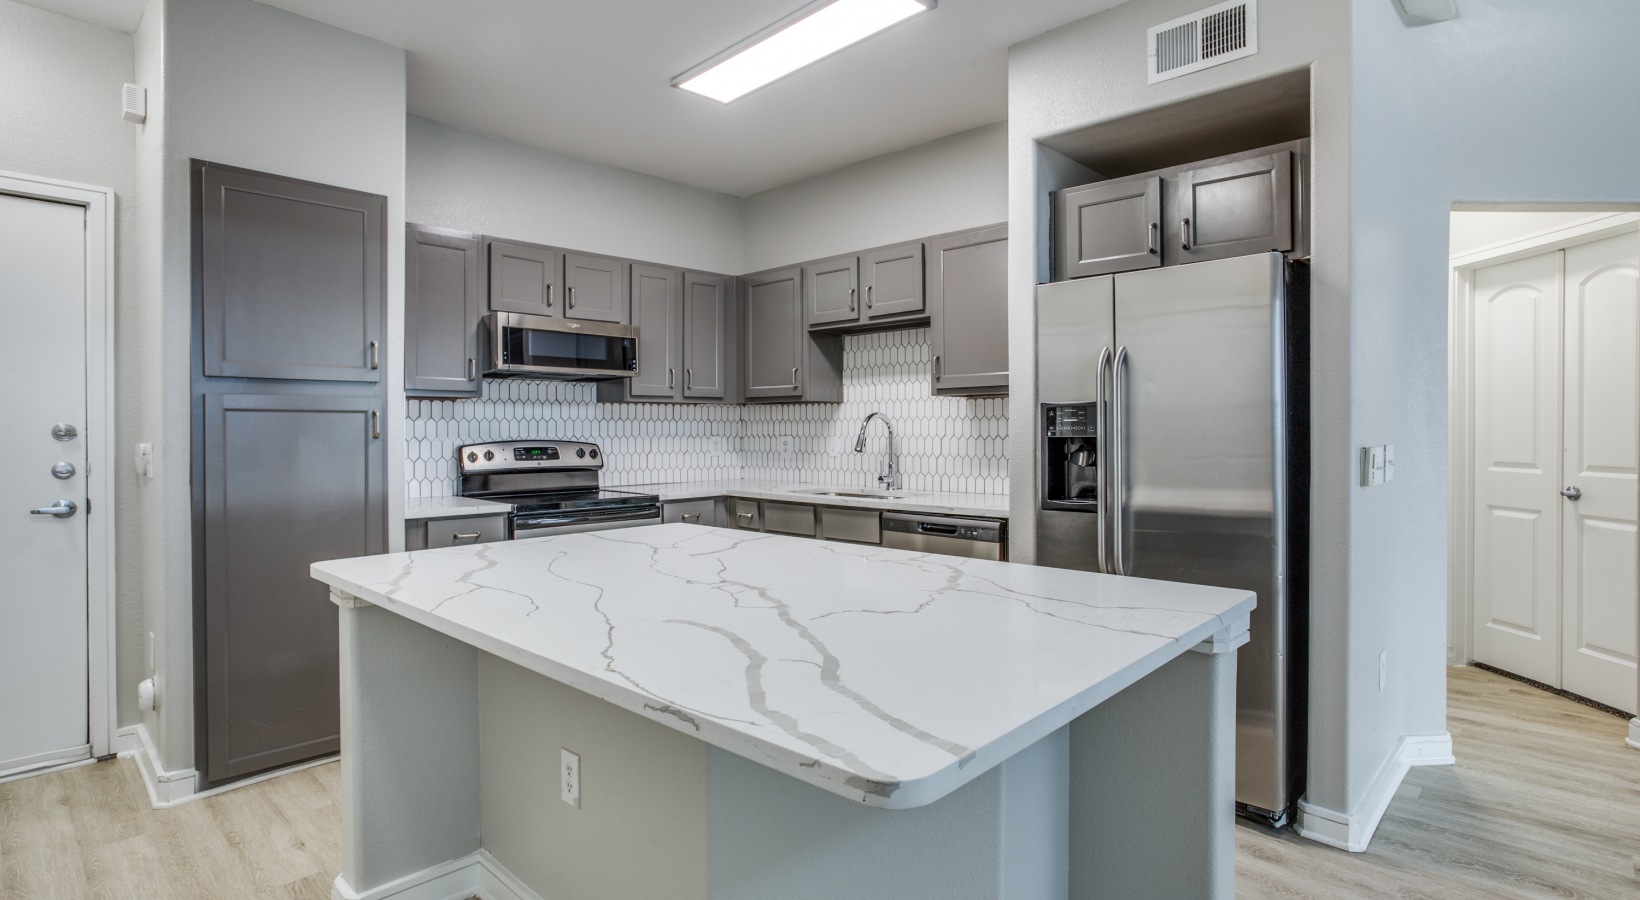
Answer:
853, 412, 898, 490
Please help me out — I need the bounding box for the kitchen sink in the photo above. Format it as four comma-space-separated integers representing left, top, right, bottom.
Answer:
791, 489, 911, 500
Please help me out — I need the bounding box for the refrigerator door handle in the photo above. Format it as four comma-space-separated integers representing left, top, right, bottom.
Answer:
1111, 345, 1129, 576
1095, 345, 1113, 575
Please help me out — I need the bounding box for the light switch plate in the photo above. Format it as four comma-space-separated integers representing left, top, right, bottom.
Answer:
1384, 444, 1396, 482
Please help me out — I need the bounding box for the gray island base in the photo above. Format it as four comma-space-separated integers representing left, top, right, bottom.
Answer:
312, 524, 1253, 900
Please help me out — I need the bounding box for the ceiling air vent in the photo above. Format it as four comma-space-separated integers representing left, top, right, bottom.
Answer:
1148, 0, 1258, 84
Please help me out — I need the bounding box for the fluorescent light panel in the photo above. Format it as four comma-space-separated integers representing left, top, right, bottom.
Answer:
675, 0, 934, 104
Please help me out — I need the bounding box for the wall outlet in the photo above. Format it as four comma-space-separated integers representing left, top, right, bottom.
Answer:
1378, 650, 1388, 691
827, 436, 846, 458
776, 436, 794, 455
561, 748, 581, 808
709, 436, 726, 455
135, 442, 154, 479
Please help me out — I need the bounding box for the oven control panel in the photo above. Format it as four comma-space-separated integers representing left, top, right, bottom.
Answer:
458, 441, 603, 474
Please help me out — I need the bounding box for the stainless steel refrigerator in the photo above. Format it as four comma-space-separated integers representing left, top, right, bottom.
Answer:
1035, 252, 1308, 825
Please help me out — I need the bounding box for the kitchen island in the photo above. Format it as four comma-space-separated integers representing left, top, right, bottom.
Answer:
312, 524, 1253, 900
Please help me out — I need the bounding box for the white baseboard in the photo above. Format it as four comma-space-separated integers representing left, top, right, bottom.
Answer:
115, 724, 199, 807
1296, 731, 1454, 853
1627, 718, 1640, 751
332, 850, 543, 900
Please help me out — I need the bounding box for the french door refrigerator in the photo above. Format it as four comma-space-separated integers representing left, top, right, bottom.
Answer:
1035, 252, 1309, 824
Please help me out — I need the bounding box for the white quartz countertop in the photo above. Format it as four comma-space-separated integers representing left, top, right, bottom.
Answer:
612, 479, 1010, 519
312, 524, 1251, 810
404, 495, 514, 521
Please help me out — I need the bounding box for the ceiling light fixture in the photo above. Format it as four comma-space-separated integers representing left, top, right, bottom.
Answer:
674, 0, 936, 104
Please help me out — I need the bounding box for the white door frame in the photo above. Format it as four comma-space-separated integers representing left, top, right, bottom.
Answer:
1448, 212, 1640, 666
0, 169, 117, 761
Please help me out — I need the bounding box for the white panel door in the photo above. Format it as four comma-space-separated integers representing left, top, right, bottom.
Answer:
1559, 233, 1639, 713
1472, 251, 1563, 685
0, 193, 90, 776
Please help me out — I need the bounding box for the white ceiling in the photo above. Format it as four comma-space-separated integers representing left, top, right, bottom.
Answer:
28, 0, 1121, 196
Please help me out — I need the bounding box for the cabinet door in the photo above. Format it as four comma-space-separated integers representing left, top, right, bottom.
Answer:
1173, 151, 1293, 264
405, 225, 482, 396
743, 268, 805, 399
487, 238, 561, 316
804, 254, 859, 327
929, 225, 1009, 395
664, 498, 721, 527
683, 272, 730, 399
1055, 176, 1162, 279
629, 264, 682, 399
565, 252, 631, 324
202, 391, 385, 783
199, 165, 385, 382
861, 241, 926, 319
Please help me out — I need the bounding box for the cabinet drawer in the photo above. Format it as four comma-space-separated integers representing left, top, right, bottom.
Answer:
665, 499, 720, 527
424, 514, 507, 549
728, 498, 762, 530
762, 501, 817, 537
819, 507, 880, 544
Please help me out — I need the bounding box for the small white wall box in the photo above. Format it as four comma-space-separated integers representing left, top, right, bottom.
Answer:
1393, 0, 1459, 23
121, 83, 146, 124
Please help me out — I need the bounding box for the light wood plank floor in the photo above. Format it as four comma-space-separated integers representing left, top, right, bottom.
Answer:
2, 666, 1635, 899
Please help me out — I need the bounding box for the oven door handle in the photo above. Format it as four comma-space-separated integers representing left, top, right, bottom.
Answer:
513, 505, 661, 531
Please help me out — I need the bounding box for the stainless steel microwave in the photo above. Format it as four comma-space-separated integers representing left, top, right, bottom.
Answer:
485, 312, 638, 380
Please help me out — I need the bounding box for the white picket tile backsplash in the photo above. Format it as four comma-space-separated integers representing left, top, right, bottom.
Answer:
404, 328, 1008, 498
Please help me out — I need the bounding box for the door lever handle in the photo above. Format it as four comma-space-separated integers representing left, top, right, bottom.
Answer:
31, 499, 78, 518
1562, 486, 1583, 501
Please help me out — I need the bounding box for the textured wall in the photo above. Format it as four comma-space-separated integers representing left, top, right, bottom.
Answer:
405, 329, 1008, 498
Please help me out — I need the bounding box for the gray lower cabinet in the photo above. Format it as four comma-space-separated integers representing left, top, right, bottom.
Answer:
728, 497, 762, 530
405, 225, 483, 397
198, 163, 385, 383
1055, 176, 1162, 279
860, 241, 926, 321
762, 501, 817, 537
1173, 150, 1294, 264
405, 514, 508, 551
929, 225, 1009, 395
201, 391, 385, 783
664, 498, 722, 527
742, 267, 843, 402
487, 238, 561, 316
683, 272, 731, 399
804, 254, 859, 327
818, 506, 881, 544
564, 252, 631, 324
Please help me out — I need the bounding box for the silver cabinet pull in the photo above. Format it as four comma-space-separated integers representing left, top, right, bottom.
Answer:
1562, 486, 1583, 501
1181, 217, 1193, 251
369, 340, 380, 369
1147, 222, 1158, 255
681, 513, 702, 523
668, 368, 675, 388
686, 368, 693, 389
1111, 346, 1129, 576
371, 410, 381, 439
452, 532, 481, 542
932, 355, 942, 381
792, 367, 800, 387
467, 357, 477, 381
849, 288, 857, 311
568, 286, 577, 309
1095, 346, 1112, 574
867, 285, 875, 308
545, 284, 554, 307
31, 499, 77, 518
737, 511, 755, 523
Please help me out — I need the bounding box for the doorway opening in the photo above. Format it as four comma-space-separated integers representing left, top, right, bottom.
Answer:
1448, 206, 1640, 721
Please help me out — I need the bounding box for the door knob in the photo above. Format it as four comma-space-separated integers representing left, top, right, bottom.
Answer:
31, 499, 78, 518
1561, 486, 1583, 501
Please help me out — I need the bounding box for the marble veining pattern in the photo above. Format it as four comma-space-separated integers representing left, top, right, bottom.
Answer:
311, 524, 1252, 809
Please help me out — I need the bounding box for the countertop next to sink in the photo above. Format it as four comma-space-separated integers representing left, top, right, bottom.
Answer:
613, 479, 1010, 519
404, 495, 514, 521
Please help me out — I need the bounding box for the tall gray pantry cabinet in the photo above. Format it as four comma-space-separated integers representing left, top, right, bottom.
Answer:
192, 162, 387, 786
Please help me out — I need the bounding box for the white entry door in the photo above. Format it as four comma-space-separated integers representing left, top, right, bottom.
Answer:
1472, 251, 1565, 686
0, 192, 90, 777
1559, 234, 1639, 712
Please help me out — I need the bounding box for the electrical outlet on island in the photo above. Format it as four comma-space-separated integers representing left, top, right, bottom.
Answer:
561, 748, 581, 809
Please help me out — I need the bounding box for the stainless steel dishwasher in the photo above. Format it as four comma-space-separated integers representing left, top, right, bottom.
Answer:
881, 512, 1006, 560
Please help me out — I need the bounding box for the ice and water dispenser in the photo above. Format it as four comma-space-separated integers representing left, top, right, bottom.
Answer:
1040, 403, 1098, 511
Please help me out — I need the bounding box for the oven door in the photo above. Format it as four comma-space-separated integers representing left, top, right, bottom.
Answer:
511, 504, 662, 538
488, 312, 638, 380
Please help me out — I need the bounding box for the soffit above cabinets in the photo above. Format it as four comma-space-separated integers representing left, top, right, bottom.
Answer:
29, 0, 1121, 197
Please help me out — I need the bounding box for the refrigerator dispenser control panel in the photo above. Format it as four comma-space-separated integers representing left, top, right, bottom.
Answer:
1044, 404, 1097, 437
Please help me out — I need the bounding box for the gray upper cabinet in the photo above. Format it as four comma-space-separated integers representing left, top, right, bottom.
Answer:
628, 264, 682, 399
929, 224, 1009, 396
405, 225, 482, 397
564, 252, 631, 324
804, 254, 859, 327
1055, 176, 1162, 279
202, 391, 384, 783
683, 272, 730, 399
744, 267, 806, 399
1172, 150, 1294, 264
199, 164, 385, 382
487, 238, 561, 317
861, 241, 926, 320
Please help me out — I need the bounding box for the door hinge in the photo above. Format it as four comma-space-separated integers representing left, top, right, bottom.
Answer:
85, 497, 92, 515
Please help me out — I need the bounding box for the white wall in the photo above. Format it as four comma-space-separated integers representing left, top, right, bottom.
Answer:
136, 0, 406, 773
408, 116, 744, 276
1006, 0, 1357, 818
742, 123, 1007, 272
0, 0, 142, 727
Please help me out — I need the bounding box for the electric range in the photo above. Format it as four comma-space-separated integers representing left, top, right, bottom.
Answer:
456, 440, 661, 537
